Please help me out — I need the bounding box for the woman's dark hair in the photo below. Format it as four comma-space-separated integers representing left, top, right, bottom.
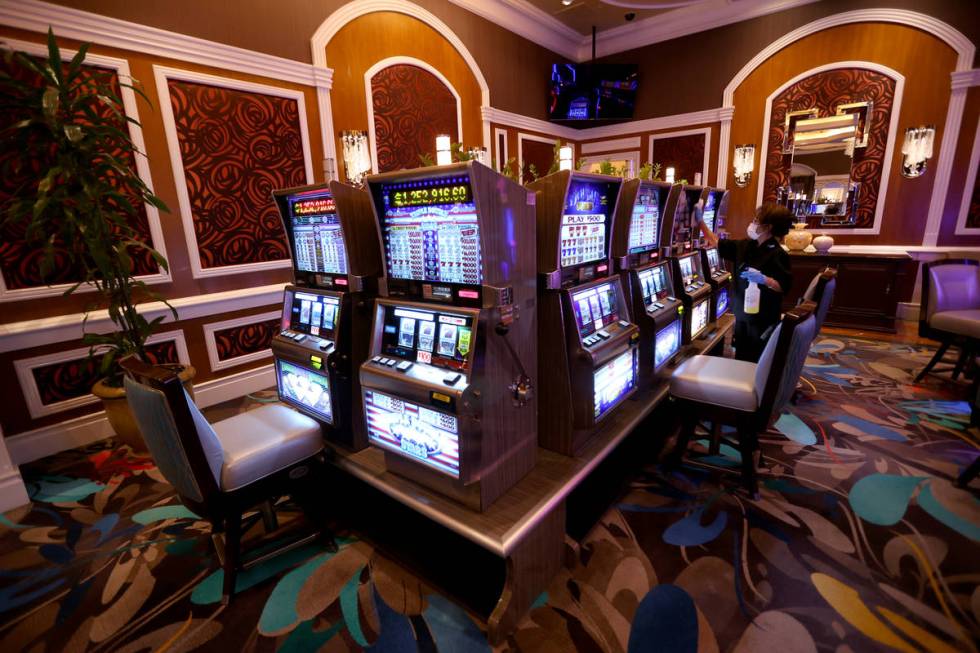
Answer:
756, 203, 795, 239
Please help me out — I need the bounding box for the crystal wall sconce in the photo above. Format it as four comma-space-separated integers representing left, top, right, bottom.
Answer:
901, 126, 935, 178
733, 144, 755, 188
340, 130, 371, 186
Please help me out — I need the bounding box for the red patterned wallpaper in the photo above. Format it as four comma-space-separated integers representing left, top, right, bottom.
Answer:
370, 65, 459, 173
762, 68, 895, 229
521, 139, 555, 184
0, 57, 156, 290
214, 318, 278, 361
167, 80, 307, 269
31, 340, 179, 406
651, 133, 706, 184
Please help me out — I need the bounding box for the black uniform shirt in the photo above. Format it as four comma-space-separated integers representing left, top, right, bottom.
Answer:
717, 237, 792, 324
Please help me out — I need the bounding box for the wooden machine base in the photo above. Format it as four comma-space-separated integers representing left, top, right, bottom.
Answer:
324, 315, 732, 644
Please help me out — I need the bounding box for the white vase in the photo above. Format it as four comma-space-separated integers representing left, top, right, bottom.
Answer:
813, 234, 834, 254
784, 222, 813, 252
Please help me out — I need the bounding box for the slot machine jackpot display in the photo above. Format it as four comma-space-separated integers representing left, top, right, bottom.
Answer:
359, 162, 537, 511
611, 179, 684, 378
699, 188, 733, 322
528, 170, 640, 456
271, 182, 382, 451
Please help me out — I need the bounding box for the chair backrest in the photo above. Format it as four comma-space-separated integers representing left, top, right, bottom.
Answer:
812, 268, 836, 334
121, 356, 223, 515
921, 259, 980, 324
756, 302, 817, 423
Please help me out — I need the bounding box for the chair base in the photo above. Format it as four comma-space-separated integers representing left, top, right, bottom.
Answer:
670, 402, 762, 498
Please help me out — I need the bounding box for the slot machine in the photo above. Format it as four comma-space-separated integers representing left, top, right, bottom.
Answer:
358, 162, 537, 511
661, 184, 712, 343
271, 182, 381, 451
611, 179, 684, 380
698, 187, 732, 323
528, 170, 640, 456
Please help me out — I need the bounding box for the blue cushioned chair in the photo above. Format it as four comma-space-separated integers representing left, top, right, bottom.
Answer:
120, 355, 331, 603
668, 302, 817, 497
801, 267, 837, 338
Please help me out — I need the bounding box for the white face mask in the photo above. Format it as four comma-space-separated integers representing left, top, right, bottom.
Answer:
747, 222, 761, 240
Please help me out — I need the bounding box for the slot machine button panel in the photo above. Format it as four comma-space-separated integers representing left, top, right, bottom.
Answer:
293, 334, 306, 342
443, 373, 461, 385
596, 330, 610, 340
396, 361, 413, 372
384, 359, 397, 367
371, 355, 382, 363
667, 296, 677, 302
618, 320, 630, 328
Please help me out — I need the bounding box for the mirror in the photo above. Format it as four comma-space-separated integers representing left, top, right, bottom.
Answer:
779, 112, 861, 225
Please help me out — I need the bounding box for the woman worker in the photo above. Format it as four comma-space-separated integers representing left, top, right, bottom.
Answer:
699, 204, 795, 362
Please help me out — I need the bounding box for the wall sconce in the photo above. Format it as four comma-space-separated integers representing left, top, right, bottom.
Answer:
340, 130, 371, 186
468, 146, 489, 167
665, 166, 675, 183
435, 134, 452, 166
733, 144, 755, 188
901, 126, 935, 178
559, 145, 573, 171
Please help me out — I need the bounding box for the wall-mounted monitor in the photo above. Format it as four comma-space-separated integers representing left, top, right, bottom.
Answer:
284, 190, 347, 275
379, 304, 474, 372
277, 359, 333, 423
364, 389, 460, 478
571, 281, 621, 338
560, 178, 618, 269
628, 186, 660, 254
548, 63, 638, 122
654, 319, 682, 369
378, 175, 482, 285
593, 349, 637, 420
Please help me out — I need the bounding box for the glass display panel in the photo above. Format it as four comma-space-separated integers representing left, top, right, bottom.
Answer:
691, 299, 709, 338
678, 254, 700, 285
702, 192, 718, 233
379, 175, 482, 285
277, 360, 333, 423
716, 287, 730, 317
627, 186, 660, 254
560, 178, 618, 268
706, 248, 720, 274
283, 291, 340, 337
654, 319, 682, 369
380, 305, 473, 371
570, 281, 621, 337
286, 191, 347, 275
365, 389, 460, 478
593, 349, 637, 420
637, 264, 670, 306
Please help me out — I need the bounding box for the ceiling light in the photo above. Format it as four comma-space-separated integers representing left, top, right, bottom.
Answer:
562, 0, 573, 6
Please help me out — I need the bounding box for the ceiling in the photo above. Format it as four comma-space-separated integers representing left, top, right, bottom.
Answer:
522, 0, 721, 35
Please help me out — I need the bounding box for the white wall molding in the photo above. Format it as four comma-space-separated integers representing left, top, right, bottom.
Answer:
484, 107, 579, 141
953, 117, 980, 236
923, 85, 969, 245
517, 132, 558, 182
0, 283, 286, 354
753, 61, 904, 236
581, 136, 641, 155
6, 363, 277, 465
717, 9, 975, 193
363, 56, 464, 174
493, 127, 509, 172
0, 423, 31, 513
0, 0, 318, 86
447, 0, 581, 60
13, 330, 190, 420
0, 38, 171, 303
203, 310, 280, 372
649, 127, 712, 185
153, 65, 313, 278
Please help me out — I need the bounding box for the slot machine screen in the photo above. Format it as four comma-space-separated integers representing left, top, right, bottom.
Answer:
560, 178, 618, 268
637, 264, 669, 307
691, 300, 709, 338
678, 254, 699, 285
379, 175, 482, 285
627, 186, 660, 254
286, 190, 347, 275
282, 290, 340, 337
570, 282, 621, 338
706, 248, 720, 274
654, 319, 682, 369
716, 287, 730, 317
593, 349, 637, 420
364, 389, 460, 478
277, 360, 333, 423
380, 305, 474, 372
702, 192, 717, 233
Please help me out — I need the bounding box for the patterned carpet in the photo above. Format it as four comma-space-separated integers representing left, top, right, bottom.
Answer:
1, 334, 979, 652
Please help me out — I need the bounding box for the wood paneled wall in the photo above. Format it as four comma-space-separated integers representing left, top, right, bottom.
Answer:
939, 87, 980, 245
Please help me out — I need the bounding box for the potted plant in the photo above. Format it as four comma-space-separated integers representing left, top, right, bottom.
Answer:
1, 30, 194, 449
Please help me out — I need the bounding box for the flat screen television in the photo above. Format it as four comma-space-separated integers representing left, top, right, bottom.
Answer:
378, 175, 482, 285
548, 63, 638, 122
593, 349, 637, 420
285, 190, 347, 275
364, 389, 460, 478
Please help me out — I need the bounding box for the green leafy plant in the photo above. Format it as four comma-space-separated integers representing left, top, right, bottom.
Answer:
596, 159, 617, 176
639, 162, 663, 181
576, 158, 587, 171
1, 29, 174, 384
418, 152, 435, 167
527, 163, 539, 182
501, 157, 518, 182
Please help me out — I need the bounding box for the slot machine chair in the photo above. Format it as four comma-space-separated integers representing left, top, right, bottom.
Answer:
120, 356, 331, 604
667, 302, 816, 496
915, 259, 980, 382
801, 267, 837, 335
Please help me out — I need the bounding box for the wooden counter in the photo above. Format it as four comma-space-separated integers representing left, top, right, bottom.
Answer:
326, 314, 733, 643
782, 250, 916, 332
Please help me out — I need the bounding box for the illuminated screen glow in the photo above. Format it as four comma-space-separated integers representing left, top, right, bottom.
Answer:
287, 191, 347, 275
702, 192, 718, 233
637, 265, 669, 306
716, 287, 730, 317
365, 389, 460, 478
678, 254, 699, 285
277, 360, 333, 423
380, 176, 482, 285
692, 300, 709, 338
628, 187, 660, 254
706, 248, 720, 273
380, 305, 473, 371
560, 178, 617, 268
283, 291, 340, 337
593, 349, 637, 420
571, 282, 621, 338
655, 319, 682, 369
